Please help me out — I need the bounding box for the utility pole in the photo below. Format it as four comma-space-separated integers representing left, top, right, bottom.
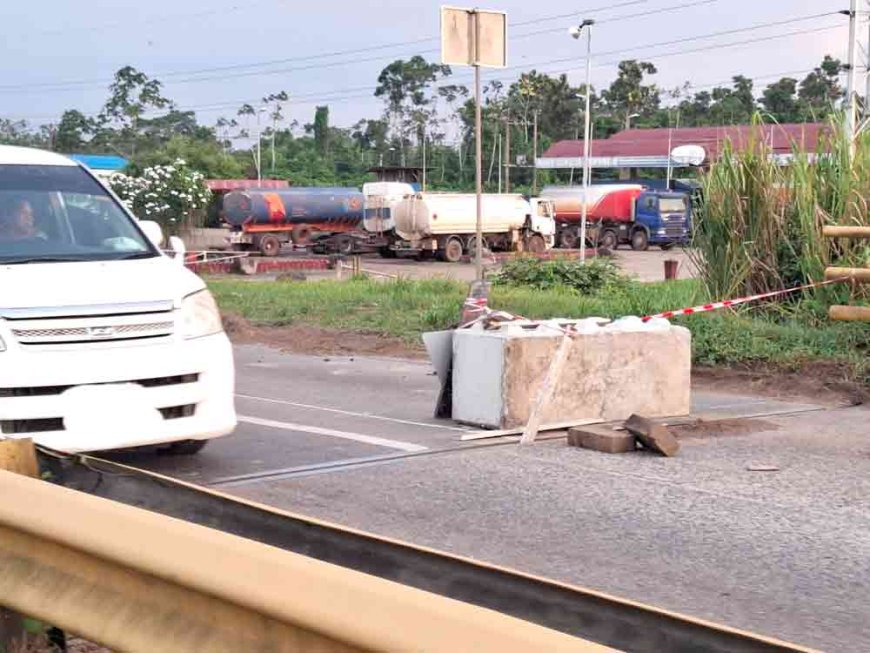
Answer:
532, 111, 538, 195
845, 0, 859, 157
503, 117, 511, 193
422, 128, 427, 191
497, 133, 502, 193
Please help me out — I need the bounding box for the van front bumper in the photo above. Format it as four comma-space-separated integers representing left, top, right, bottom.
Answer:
0, 332, 236, 453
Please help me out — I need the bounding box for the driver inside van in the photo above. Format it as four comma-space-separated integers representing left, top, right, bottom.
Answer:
0, 197, 41, 241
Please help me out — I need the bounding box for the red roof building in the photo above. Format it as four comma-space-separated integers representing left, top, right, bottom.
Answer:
538, 123, 825, 170
205, 179, 290, 192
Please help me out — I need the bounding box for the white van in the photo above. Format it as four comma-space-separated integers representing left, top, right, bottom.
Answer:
0, 146, 236, 454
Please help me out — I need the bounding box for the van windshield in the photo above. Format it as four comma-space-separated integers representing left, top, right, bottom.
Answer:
0, 164, 157, 264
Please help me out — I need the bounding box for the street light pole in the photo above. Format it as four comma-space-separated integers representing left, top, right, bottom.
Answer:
571, 19, 595, 263
474, 13, 483, 283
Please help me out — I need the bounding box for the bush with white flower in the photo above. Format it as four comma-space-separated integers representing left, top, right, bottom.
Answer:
109, 159, 211, 235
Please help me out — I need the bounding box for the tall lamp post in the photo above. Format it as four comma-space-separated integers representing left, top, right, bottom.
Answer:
569, 18, 594, 262
255, 106, 267, 184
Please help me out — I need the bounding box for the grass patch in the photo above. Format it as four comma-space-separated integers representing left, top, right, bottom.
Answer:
210, 277, 869, 386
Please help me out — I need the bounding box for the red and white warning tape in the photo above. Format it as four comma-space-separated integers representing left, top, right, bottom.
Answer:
641, 277, 845, 322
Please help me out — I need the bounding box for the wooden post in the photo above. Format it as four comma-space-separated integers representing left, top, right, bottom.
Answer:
824, 267, 870, 283
822, 226, 870, 239
829, 305, 870, 322
520, 332, 573, 445
0, 438, 39, 650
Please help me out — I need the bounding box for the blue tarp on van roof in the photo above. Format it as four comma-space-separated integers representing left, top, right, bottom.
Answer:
67, 154, 129, 171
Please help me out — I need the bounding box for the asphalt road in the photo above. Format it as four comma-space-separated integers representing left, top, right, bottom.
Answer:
107, 345, 869, 651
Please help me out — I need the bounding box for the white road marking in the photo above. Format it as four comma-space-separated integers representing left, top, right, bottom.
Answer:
237, 415, 428, 453
235, 393, 467, 431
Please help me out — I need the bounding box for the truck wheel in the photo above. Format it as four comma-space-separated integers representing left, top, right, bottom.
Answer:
466, 235, 489, 255
630, 229, 649, 251
258, 235, 282, 257
558, 231, 578, 249
660, 242, 675, 251
290, 225, 312, 245
442, 237, 464, 263
335, 235, 355, 256
378, 246, 397, 258
600, 230, 618, 250
526, 234, 546, 254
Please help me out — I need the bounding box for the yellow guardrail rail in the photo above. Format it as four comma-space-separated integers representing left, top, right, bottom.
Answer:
0, 469, 607, 652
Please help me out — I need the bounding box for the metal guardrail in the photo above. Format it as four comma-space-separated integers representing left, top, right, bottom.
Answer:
36, 453, 817, 653
0, 468, 603, 652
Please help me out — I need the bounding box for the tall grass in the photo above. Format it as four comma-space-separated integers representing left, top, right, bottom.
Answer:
210, 277, 869, 384
691, 114, 869, 304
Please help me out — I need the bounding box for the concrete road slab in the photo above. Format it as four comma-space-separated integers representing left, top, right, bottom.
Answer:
228, 406, 870, 653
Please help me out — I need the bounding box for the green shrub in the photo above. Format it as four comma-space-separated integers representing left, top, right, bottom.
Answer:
491, 256, 626, 294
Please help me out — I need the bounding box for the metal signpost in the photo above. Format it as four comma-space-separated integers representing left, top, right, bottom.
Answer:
441, 6, 506, 282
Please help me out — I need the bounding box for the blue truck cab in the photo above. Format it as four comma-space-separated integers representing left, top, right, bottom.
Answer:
630, 191, 692, 251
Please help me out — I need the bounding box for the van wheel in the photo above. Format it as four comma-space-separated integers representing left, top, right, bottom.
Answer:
162, 439, 208, 455
630, 230, 649, 251
526, 234, 546, 254
442, 237, 464, 263
600, 230, 618, 250
258, 235, 282, 257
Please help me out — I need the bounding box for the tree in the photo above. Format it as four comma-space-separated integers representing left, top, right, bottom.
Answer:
262, 91, 289, 171
55, 110, 92, 152
798, 56, 843, 119
0, 119, 48, 148
601, 60, 660, 130
760, 77, 799, 122
314, 105, 329, 155
375, 56, 451, 164
97, 66, 171, 158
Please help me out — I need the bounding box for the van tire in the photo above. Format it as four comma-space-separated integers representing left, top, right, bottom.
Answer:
163, 439, 208, 455
630, 229, 649, 251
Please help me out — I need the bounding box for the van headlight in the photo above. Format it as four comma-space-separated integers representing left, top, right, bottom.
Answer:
180, 290, 223, 339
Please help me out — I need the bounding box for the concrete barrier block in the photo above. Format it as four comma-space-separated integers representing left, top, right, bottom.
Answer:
452, 319, 691, 429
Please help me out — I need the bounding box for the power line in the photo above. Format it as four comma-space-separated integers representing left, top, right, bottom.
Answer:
5, 0, 277, 37
1, 18, 846, 122
0, 0, 650, 93
10, 2, 836, 97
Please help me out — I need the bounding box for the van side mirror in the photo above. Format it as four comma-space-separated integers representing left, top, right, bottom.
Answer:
139, 220, 164, 248
168, 236, 187, 265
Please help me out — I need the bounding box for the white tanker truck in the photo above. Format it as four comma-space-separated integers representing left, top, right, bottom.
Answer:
367, 191, 556, 262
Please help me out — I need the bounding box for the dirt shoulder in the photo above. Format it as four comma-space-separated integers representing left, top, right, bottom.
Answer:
224, 315, 867, 407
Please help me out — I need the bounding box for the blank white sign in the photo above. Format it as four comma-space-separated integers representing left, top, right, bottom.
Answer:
441, 6, 506, 68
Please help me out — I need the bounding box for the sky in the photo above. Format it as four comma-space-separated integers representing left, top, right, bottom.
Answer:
0, 0, 853, 133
